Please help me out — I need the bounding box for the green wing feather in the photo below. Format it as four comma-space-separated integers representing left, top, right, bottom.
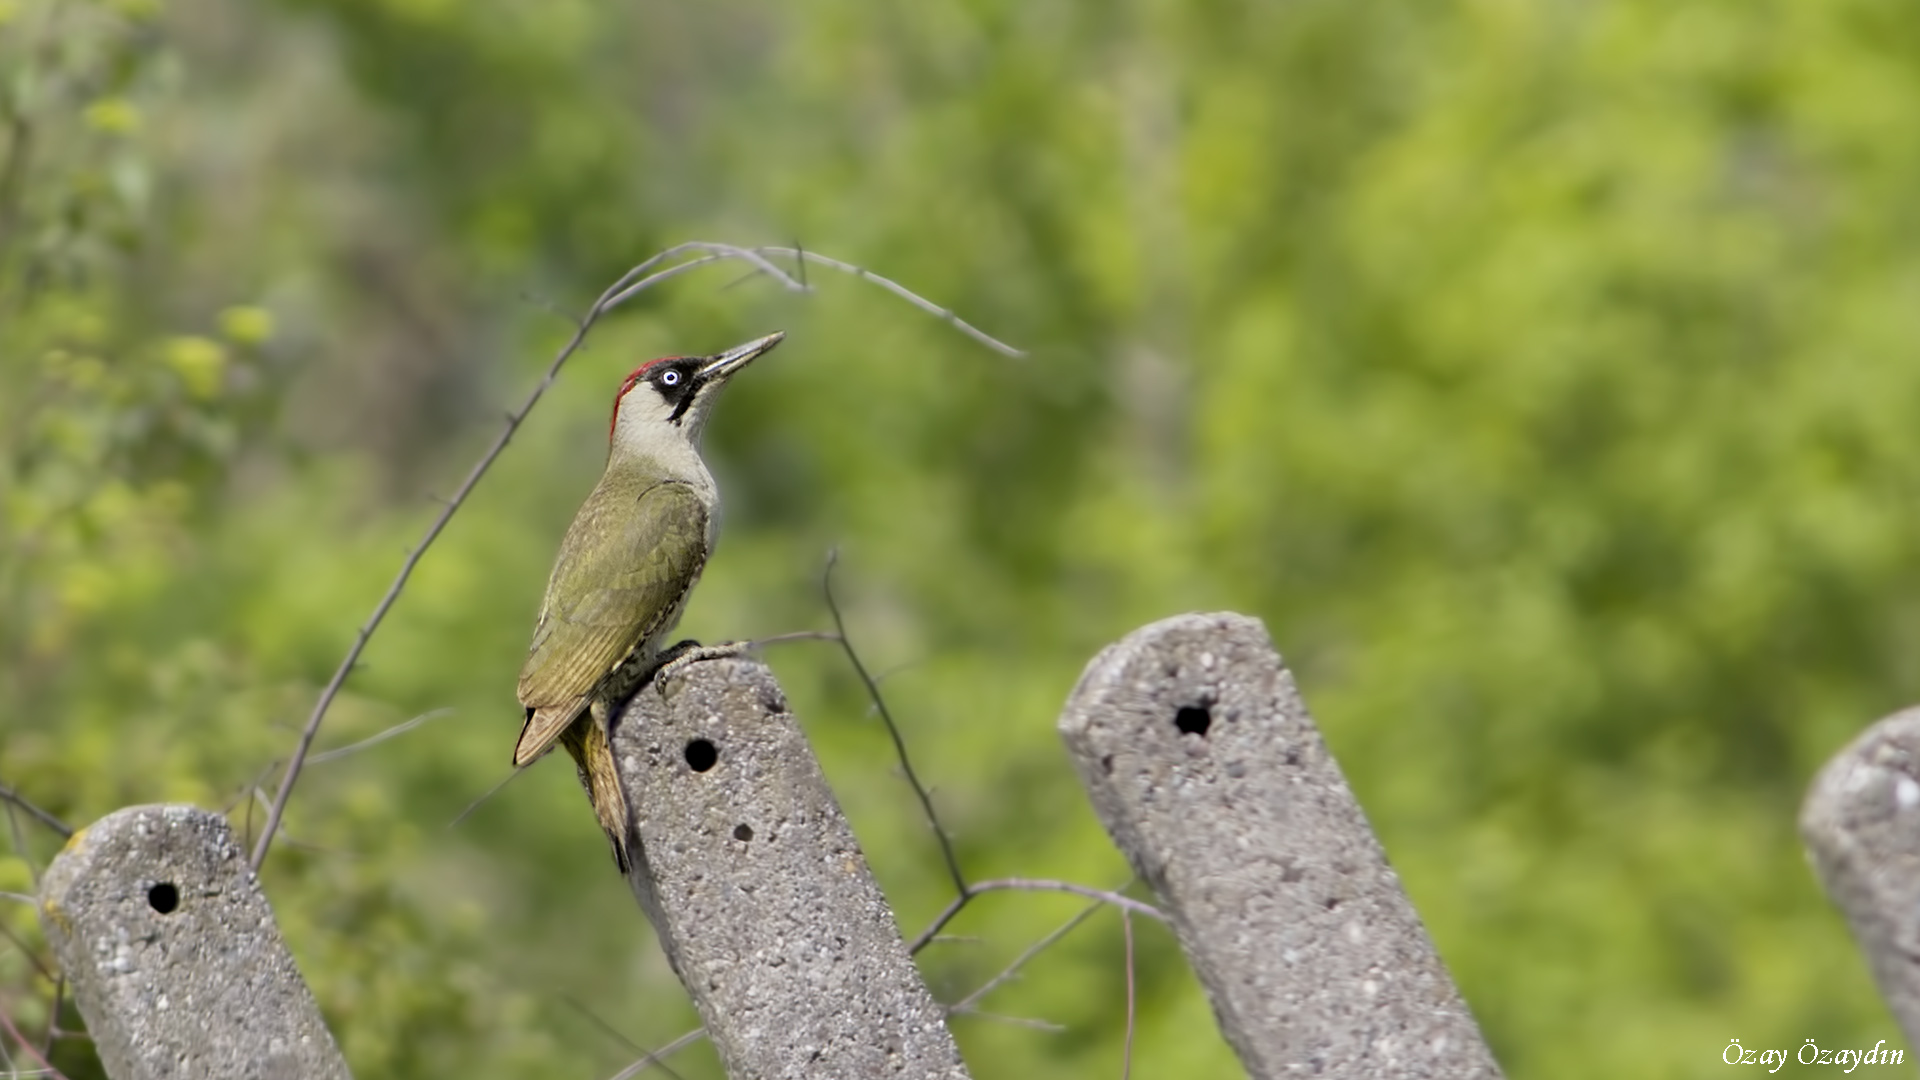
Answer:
514, 476, 708, 765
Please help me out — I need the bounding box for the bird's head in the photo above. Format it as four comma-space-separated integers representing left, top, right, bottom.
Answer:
608, 331, 785, 457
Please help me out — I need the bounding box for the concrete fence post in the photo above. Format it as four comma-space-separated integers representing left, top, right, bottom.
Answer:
1057, 612, 1502, 1080
36, 803, 352, 1080
1801, 706, 1920, 1050
612, 655, 971, 1080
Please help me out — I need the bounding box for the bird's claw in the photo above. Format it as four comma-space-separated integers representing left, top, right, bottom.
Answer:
652, 640, 752, 690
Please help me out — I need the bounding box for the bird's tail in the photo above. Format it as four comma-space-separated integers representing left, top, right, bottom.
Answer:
559, 710, 632, 873
513, 699, 587, 768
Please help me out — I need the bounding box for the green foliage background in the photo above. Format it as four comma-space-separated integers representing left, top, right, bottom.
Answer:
4, 0, 1919, 1076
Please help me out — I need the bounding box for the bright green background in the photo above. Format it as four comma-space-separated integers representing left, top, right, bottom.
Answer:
5, 1, 1919, 1076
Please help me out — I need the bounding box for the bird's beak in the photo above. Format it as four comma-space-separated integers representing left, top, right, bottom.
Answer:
699, 331, 786, 381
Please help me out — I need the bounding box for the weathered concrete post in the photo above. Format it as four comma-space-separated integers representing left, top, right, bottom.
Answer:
1058, 612, 1502, 1080
1802, 706, 1920, 1050
37, 803, 351, 1080
612, 656, 970, 1080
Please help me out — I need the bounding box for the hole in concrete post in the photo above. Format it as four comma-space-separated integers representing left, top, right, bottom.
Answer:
734, 823, 753, 842
148, 882, 179, 914
1174, 704, 1212, 737
685, 738, 719, 772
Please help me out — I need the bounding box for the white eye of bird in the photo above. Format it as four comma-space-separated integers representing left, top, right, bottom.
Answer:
660, 370, 682, 386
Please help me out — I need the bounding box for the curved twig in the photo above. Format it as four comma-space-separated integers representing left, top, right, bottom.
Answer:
823, 550, 968, 895
605, 1026, 708, 1080
0, 1004, 66, 1080
306, 708, 452, 766
947, 898, 1102, 1016
755, 247, 1024, 357
907, 878, 1163, 954
0, 780, 69, 839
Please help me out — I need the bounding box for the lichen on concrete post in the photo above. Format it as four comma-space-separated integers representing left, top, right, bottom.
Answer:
1058, 612, 1502, 1080
612, 656, 970, 1080
1802, 706, 1920, 1048
37, 803, 351, 1080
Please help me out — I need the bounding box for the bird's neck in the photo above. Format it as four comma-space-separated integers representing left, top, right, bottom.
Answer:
605, 427, 714, 500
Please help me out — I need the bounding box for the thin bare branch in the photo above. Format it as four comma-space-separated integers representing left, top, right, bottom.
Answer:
0, 782, 68, 840
823, 550, 967, 895
978, 879, 1163, 922
948, 898, 1102, 1016
955, 1010, 1065, 1033
757, 247, 1025, 357
868, 656, 929, 690
247, 790, 333, 855
447, 768, 527, 831
0, 1006, 64, 1080
307, 708, 452, 765
562, 996, 641, 1053
221, 761, 281, 816
815, 552, 1163, 1070
745, 629, 843, 648
604, 1026, 708, 1080
597, 243, 769, 307
562, 997, 689, 1080
252, 241, 1014, 870
602, 242, 806, 309
908, 878, 1163, 954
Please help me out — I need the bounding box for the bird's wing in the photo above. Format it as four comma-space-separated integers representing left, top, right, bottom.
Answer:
514, 479, 708, 764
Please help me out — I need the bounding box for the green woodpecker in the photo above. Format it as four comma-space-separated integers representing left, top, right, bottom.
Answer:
515, 330, 786, 870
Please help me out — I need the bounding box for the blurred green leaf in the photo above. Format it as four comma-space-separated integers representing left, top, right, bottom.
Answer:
7, 0, 1920, 1077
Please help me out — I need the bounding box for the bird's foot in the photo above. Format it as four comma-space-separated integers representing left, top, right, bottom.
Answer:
652, 639, 753, 689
